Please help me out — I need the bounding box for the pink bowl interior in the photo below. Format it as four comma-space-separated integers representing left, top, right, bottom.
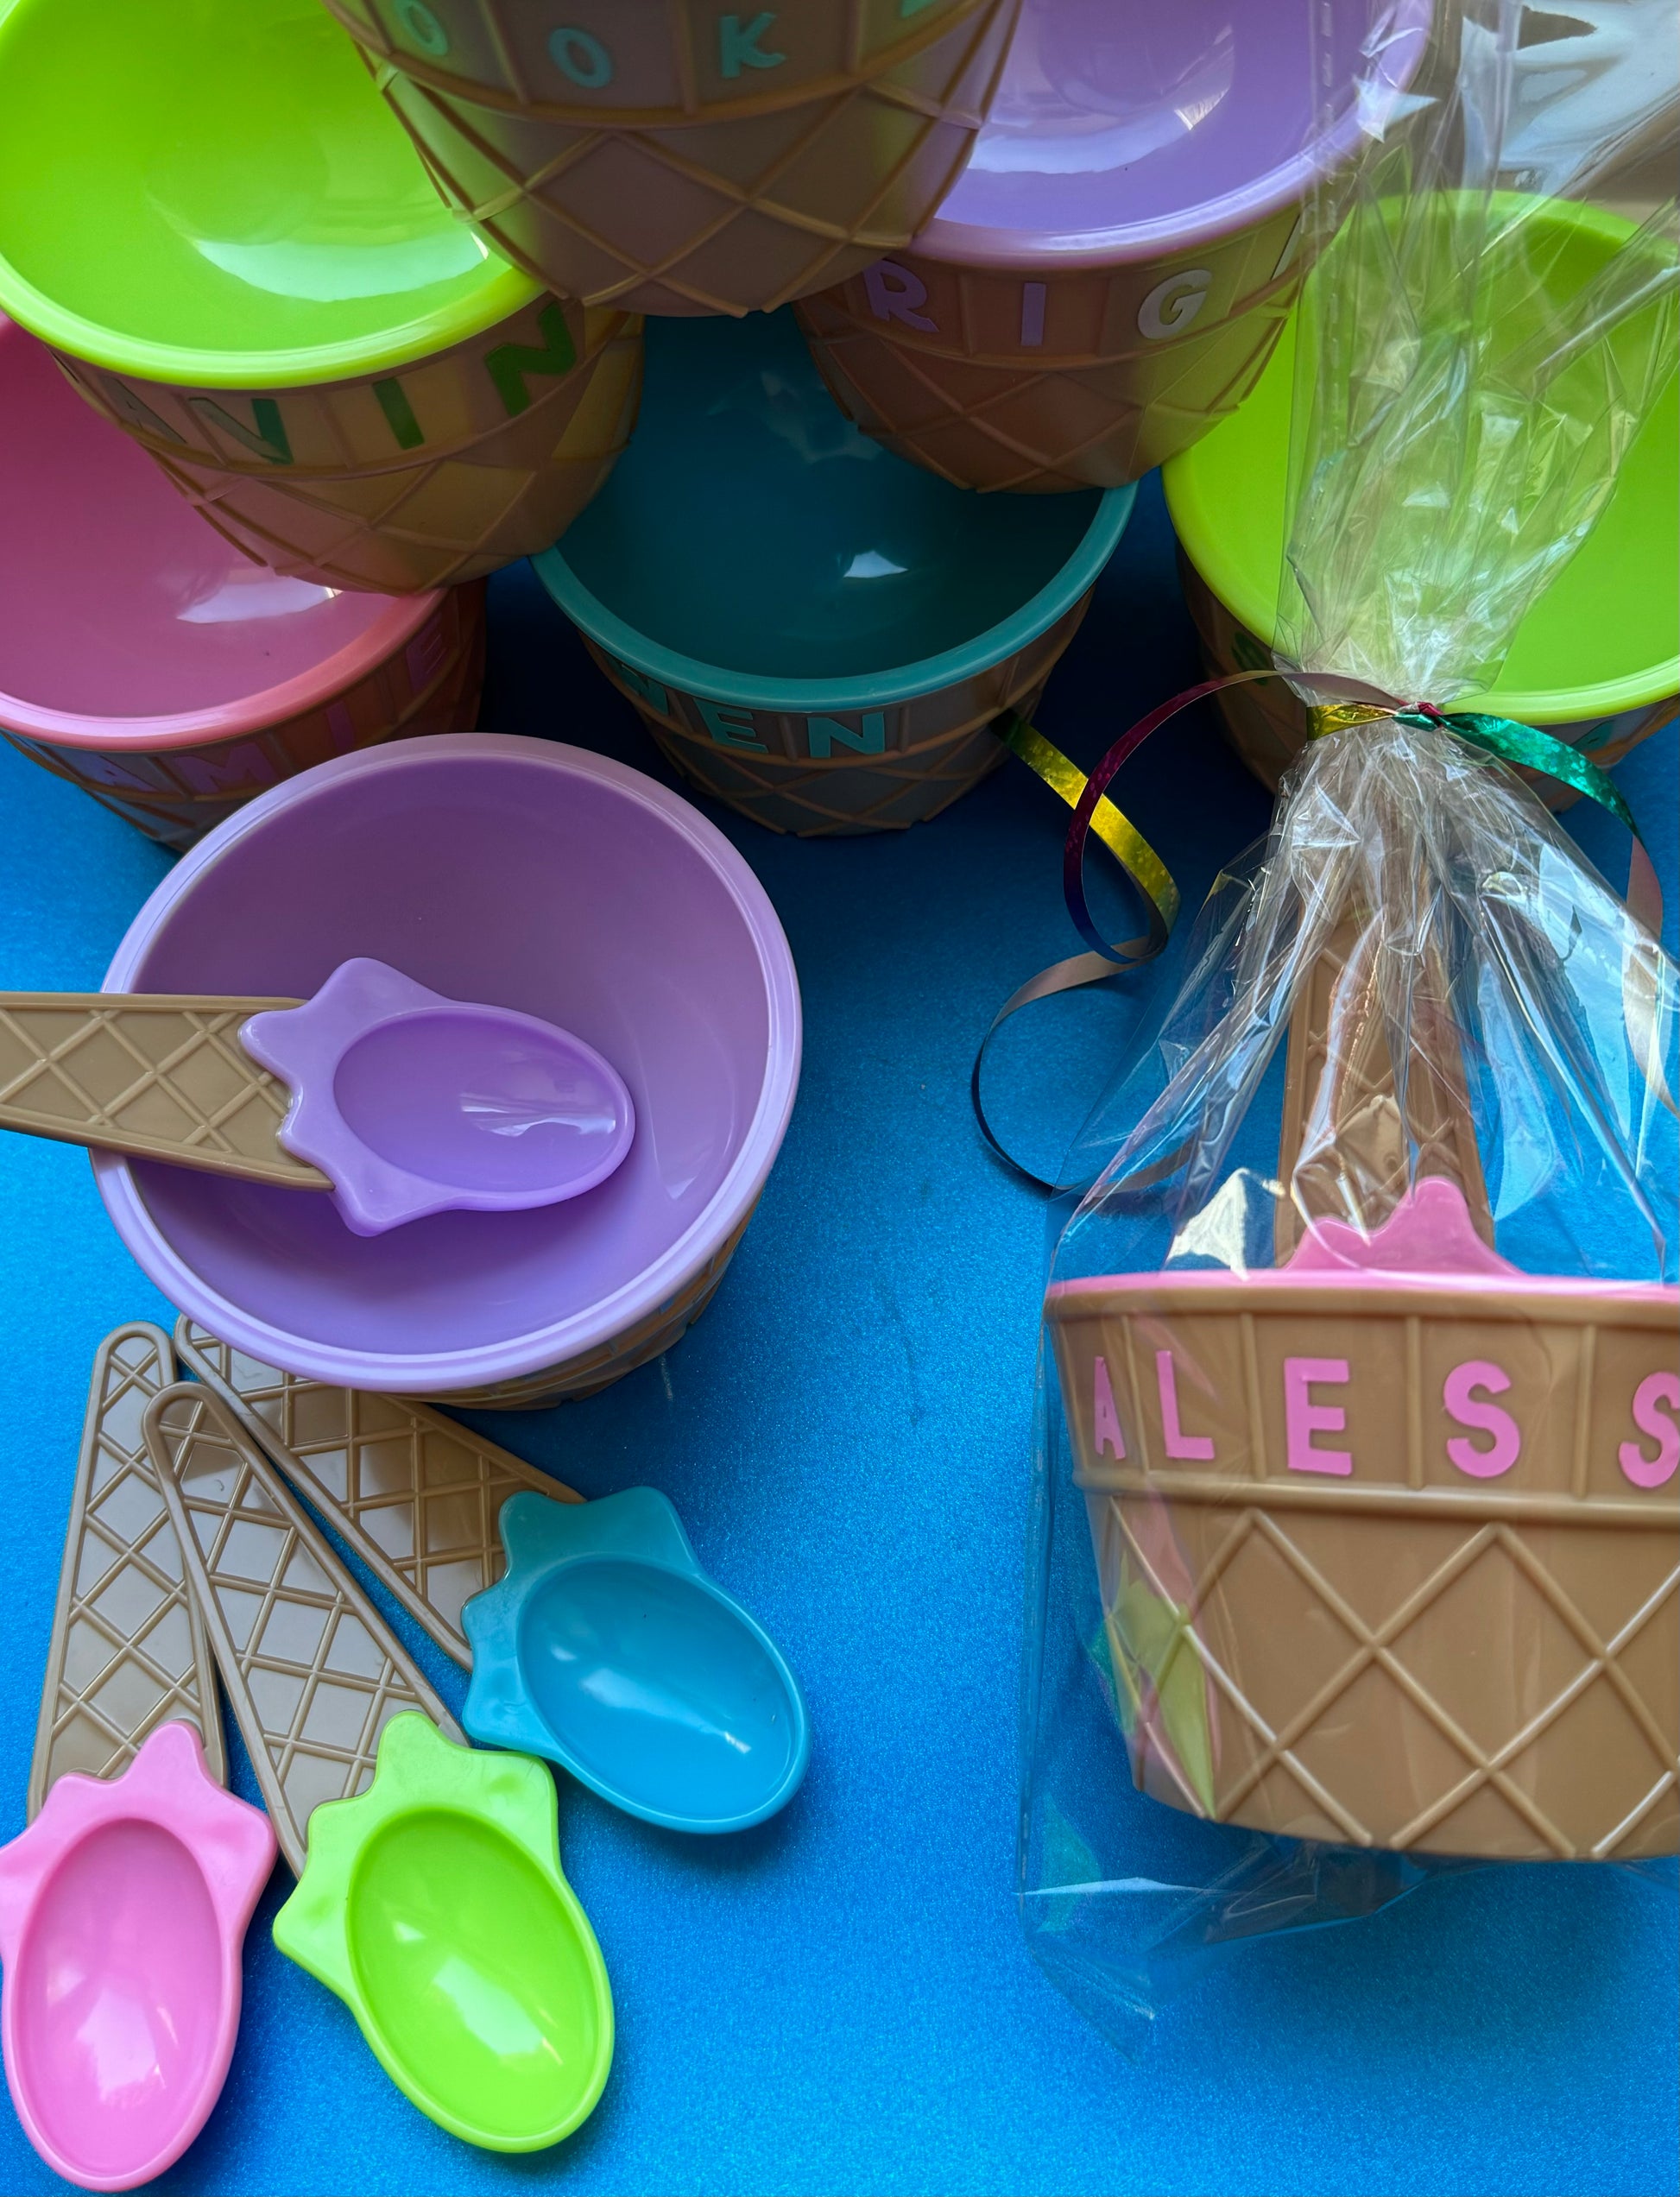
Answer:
97, 741, 795, 1384
0, 317, 406, 735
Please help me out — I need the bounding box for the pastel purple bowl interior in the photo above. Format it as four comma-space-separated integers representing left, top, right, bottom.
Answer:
94, 736, 801, 1390
921, 0, 1433, 263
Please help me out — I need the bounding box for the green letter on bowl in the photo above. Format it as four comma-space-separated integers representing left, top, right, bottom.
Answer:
696, 700, 768, 752
805, 713, 885, 758
719, 13, 785, 74
485, 306, 579, 419
187, 395, 292, 465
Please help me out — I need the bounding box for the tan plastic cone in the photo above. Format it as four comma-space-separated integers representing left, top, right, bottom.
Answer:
797, 203, 1304, 492
54, 299, 641, 594
1178, 551, 1678, 805
354, 0, 1020, 315
584, 596, 1086, 835
1046, 933, 1680, 1861
28, 1325, 225, 1817
0, 994, 328, 1190
3, 582, 486, 852
144, 1383, 462, 1876
323, 0, 1003, 118
175, 1319, 581, 1665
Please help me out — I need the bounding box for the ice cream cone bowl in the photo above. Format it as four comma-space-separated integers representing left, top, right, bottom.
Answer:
1163, 202, 1680, 802
795, 0, 1430, 491
0, 0, 641, 595
537, 308, 1132, 834
1047, 1189, 1680, 1861
0, 314, 485, 850
92, 736, 801, 1410
349, 0, 1021, 315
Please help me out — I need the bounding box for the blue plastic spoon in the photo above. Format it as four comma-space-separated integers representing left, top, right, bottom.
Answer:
462, 1490, 808, 1834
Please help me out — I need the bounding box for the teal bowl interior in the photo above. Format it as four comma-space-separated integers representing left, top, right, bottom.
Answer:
538, 310, 1118, 693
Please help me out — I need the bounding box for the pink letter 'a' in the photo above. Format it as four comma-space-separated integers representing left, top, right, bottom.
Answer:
1443, 1360, 1522, 1479
1620, 1371, 1680, 1488
1284, 1358, 1351, 1475
1093, 1356, 1126, 1460
1155, 1350, 1214, 1460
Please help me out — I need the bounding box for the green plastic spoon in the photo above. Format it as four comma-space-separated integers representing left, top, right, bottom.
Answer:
274, 1714, 613, 2154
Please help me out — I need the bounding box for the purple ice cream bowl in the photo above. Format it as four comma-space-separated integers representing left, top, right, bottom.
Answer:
94, 734, 801, 1405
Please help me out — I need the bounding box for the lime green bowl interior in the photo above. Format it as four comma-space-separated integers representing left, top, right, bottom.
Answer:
1163, 207, 1680, 723
0, 0, 536, 386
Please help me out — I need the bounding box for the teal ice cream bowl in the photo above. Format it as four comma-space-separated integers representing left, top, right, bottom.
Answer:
535, 308, 1133, 833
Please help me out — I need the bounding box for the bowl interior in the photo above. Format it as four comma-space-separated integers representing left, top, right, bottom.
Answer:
932, 0, 1427, 248
0, 320, 397, 723
111, 748, 778, 1364
1164, 213, 1680, 712
551, 309, 1102, 679
0, 0, 521, 372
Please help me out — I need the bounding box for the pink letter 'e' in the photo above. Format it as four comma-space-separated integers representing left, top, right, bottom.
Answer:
1620, 1371, 1680, 1488
1284, 1358, 1351, 1475
1443, 1360, 1522, 1479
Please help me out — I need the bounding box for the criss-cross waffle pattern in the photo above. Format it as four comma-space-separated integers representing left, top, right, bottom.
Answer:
145, 1384, 460, 1874
799, 284, 1294, 494
56, 306, 641, 594
176, 1321, 581, 1665
584, 601, 1083, 836
369, 0, 1014, 316
28, 1326, 225, 1816
0, 994, 328, 1187
1099, 1476, 1679, 1859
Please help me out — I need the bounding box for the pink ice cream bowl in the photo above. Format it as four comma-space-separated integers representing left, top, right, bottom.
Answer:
798, 0, 1431, 492
0, 315, 484, 850
92, 734, 802, 1409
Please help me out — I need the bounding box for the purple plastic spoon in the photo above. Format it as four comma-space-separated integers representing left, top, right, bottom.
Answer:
242, 958, 635, 1237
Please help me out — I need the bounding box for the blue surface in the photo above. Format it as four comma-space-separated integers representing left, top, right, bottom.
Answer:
0, 473, 1675, 2196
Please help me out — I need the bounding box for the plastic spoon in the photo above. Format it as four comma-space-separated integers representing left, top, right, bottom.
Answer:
463, 1489, 810, 1834
143, 1385, 614, 2152
0, 958, 635, 1235
0, 1329, 274, 2194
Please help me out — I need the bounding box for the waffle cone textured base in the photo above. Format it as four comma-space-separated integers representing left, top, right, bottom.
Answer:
175, 1319, 582, 1664
584, 595, 1086, 835
4, 584, 485, 850
28, 1325, 225, 1817
1049, 1279, 1679, 1860
145, 1383, 462, 1877
322, 0, 1003, 117
357, 0, 1019, 315
435, 1207, 755, 1407
1178, 552, 1677, 805
797, 205, 1304, 492
54, 300, 641, 593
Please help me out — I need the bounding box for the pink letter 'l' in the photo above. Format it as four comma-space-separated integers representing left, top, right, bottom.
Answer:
1156, 1350, 1214, 1461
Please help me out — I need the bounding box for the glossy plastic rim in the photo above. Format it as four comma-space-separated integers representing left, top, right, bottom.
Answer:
534, 483, 1135, 710
1162, 197, 1680, 723
913, 0, 1433, 268
92, 735, 802, 1393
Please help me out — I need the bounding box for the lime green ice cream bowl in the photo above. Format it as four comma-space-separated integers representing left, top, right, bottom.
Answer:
1164, 201, 1679, 802
0, 0, 641, 592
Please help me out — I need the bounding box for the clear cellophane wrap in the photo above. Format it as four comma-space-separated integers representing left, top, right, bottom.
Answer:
1021, 0, 1679, 2049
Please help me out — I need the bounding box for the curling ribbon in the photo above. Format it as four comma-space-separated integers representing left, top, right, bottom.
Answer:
980, 678, 1671, 1188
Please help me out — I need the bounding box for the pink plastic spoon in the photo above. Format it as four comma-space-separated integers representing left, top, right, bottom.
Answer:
0, 1721, 275, 2192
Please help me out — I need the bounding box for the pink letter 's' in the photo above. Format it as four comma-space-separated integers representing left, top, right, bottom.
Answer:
1443, 1360, 1522, 1479
1155, 1350, 1214, 1461
862, 261, 938, 332
1284, 1358, 1352, 1475
1620, 1371, 1680, 1489
1093, 1356, 1126, 1461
